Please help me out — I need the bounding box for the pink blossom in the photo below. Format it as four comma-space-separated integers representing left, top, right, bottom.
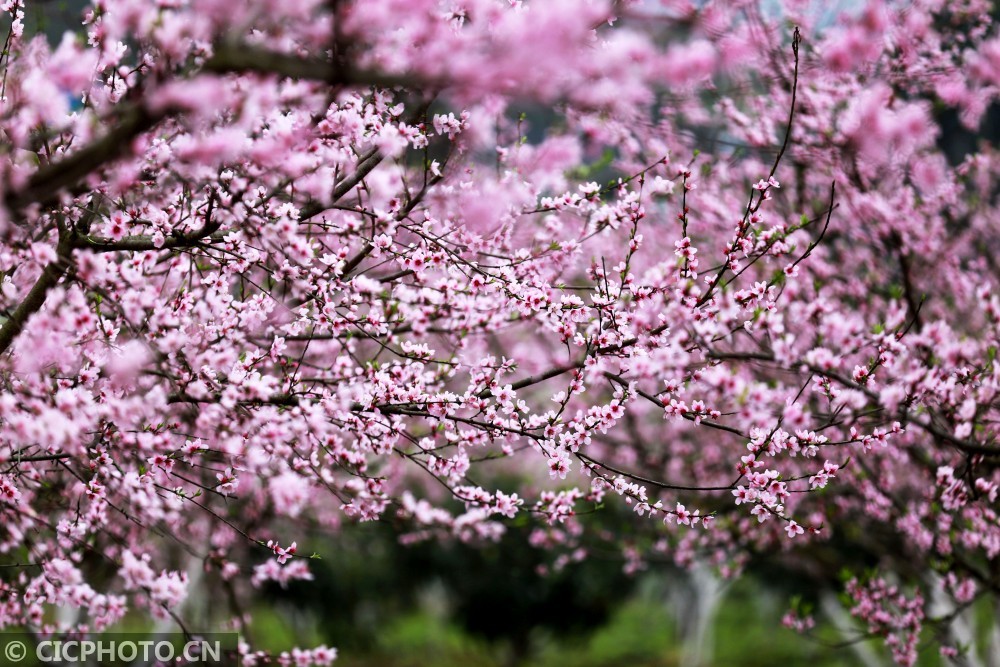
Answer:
0, 2, 994, 662
266, 540, 298, 565
784, 521, 804, 538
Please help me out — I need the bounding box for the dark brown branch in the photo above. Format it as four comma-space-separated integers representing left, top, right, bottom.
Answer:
0, 232, 73, 355
74, 192, 223, 253
203, 44, 414, 89
577, 451, 738, 492
10, 45, 418, 215
6, 105, 163, 212
897, 250, 925, 330
475, 362, 583, 399
6, 453, 73, 463
768, 26, 801, 180
603, 371, 746, 437
73, 228, 227, 253
168, 392, 300, 407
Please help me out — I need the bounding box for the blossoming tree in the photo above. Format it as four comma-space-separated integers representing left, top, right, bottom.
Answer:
0, 0, 998, 663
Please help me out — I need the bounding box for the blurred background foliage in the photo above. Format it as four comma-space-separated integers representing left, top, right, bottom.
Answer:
241, 513, 992, 667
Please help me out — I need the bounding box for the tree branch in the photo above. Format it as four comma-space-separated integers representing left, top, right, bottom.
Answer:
203, 44, 415, 89
74, 192, 223, 253
6, 105, 164, 212
0, 232, 73, 355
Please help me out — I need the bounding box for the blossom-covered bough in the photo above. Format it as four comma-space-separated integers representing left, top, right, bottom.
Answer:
0, 0, 998, 664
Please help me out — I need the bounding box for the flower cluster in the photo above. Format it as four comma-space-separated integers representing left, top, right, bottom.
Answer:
0, 0, 996, 663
